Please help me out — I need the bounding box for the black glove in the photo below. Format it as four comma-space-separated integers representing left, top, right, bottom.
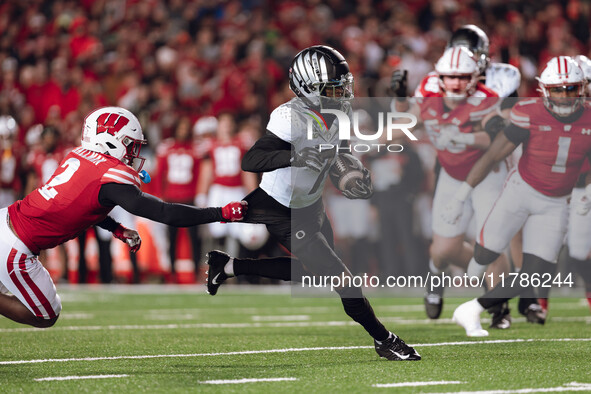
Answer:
390, 69, 408, 101
342, 168, 374, 199
484, 115, 507, 139
291, 147, 324, 172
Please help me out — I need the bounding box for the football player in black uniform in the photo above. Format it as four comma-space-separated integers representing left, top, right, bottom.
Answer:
205, 45, 420, 361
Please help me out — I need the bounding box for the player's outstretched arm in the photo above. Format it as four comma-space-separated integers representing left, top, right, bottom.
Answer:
241, 131, 292, 173
98, 183, 247, 226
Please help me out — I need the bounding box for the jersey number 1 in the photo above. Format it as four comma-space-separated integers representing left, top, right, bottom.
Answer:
39, 158, 81, 200
551, 136, 571, 174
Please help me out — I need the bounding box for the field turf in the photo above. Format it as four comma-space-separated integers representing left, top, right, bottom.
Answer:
0, 285, 589, 393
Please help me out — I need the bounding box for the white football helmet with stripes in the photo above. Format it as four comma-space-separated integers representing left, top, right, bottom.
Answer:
537, 56, 586, 117
82, 107, 147, 171
435, 47, 480, 98
289, 45, 354, 104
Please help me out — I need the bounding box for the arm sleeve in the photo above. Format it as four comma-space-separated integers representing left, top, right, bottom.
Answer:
95, 216, 120, 232
98, 183, 224, 226
241, 131, 293, 173
503, 123, 530, 145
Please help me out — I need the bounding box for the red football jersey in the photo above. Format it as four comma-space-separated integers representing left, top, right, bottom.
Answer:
155, 139, 201, 202
208, 137, 246, 187
510, 99, 591, 196
417, 76, 499, 181
8, 147, 141, 254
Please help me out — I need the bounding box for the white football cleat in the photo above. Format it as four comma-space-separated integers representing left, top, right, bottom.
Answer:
453, 299, 489, 337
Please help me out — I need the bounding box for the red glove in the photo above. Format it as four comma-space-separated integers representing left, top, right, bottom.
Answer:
221, 201, 248, 222
112, 224, 142, 253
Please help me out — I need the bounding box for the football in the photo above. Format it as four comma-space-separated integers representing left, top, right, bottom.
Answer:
329, 153, 365, 192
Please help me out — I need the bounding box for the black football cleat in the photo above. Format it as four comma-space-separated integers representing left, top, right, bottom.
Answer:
424, 279, 445, 319
523, 303, 546, 325
205, 250, 230, 296
374, 333, 421, 361
489, 301, 511, 329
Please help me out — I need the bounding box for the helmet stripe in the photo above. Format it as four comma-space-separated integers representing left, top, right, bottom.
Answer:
564, 57, 569, 76
557, 57, 561, 74
318, 56, 328, 82
450, 48, 454, 68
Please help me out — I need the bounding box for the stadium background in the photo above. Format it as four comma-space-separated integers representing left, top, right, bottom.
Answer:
0, 0, 588, 284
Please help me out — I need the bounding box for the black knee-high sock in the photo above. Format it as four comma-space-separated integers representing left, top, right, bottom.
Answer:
573, 257, 591, 293
478, 254, 543, 309
531, 258, 556, 299
233, 256, 310, 282
341, 297, 389, 341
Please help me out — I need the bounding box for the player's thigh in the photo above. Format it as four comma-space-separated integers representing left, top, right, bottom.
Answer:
432, 169, 473, 238
522, 199, 568, 263
477, 176, 528, 254
567, 187, 591, 260
0, 246, 61, 319
471, 165, 507, 231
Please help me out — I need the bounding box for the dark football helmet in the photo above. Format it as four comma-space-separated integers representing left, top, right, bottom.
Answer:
448, 25, 490, 75
289, 45, 354, 104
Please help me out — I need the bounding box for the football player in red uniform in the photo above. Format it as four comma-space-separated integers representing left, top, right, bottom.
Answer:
392, 25, 521, 326
448, 57, 591, 336
197, 112, 258, 254
155, 116, 203, 279
393, 46, 511, 323
0, 107, 247, 328
566, 55, 591, 313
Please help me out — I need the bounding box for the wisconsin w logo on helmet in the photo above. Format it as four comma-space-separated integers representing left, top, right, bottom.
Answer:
96, 112, 130, 136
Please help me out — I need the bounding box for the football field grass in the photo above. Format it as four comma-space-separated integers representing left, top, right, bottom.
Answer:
0, 285, 590, 393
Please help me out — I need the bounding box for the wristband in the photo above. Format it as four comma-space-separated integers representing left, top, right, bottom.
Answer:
455, 182, 473, 202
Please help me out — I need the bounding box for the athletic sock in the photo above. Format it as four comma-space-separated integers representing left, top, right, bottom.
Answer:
223, 258, 235, 276
341, 297, 389, 341
233, 256, 293, 281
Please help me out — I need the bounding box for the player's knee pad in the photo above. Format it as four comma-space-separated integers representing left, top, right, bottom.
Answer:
32, 314, 59, 329
474, 243, 500, 266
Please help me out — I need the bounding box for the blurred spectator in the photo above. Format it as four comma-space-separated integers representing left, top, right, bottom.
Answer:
155, 115, 203, 282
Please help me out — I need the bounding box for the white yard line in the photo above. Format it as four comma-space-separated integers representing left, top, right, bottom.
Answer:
1, 338, 590, 366
251, 315, 310, 321
199, 377, 297, 384
430, 382, 591, 394
373, 380, 463, 388
34, 374, 128, 382
1, 315, 589, 334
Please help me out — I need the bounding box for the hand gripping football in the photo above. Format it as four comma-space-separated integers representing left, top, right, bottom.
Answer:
329, 153, 373, 199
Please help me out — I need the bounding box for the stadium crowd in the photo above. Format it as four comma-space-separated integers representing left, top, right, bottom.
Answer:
0, 0, 590, 285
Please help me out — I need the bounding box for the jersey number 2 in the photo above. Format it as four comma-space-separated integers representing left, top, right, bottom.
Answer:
551, 136, 571, 174
39, 158, 81, 200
